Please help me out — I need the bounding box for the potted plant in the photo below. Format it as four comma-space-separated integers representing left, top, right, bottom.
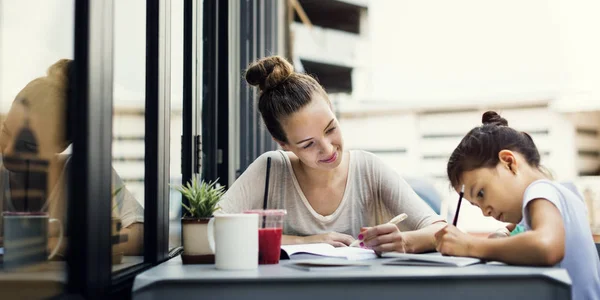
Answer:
173, 176, 225, 264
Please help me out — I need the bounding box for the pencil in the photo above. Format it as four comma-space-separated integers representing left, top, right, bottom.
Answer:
350, 213, 408, 247
452, 185, 465, 227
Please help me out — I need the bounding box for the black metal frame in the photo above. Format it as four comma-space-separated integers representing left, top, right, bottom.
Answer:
201, 0, 229, 186
182, 0, 194, 186
237, 0, 279, 178
63, 0, 279, 297
238, 0, 256, 174
144, 0, 171, 266
68, 0, 114, 297
67, 0, 172, 297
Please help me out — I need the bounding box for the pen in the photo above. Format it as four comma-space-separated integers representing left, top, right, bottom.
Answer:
452, 185, 465, 227
350, 213, 408, 247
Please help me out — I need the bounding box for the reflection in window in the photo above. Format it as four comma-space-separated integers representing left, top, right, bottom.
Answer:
0, 0, 73, 297
112, 0, 146, 271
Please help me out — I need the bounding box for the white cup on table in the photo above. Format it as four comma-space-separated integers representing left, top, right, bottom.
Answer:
211, 213, 258, 270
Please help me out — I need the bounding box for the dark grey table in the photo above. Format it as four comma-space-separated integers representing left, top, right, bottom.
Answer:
132, 256, 571, 300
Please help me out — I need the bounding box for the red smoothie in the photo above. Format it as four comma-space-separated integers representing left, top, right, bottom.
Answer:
258, 227, 283, 264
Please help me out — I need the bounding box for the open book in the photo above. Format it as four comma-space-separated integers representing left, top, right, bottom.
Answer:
281, 243, 378, 261
382, 252, 483, 267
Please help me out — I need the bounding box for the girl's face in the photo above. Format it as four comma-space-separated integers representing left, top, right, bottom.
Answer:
457, 151, 530, 224
278, 95, 344, 170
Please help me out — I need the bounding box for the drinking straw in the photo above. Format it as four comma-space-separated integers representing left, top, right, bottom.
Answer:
262, 157, 272, 228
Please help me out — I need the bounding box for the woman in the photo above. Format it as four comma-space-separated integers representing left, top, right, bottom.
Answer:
219, 56, 445, 253
0, 59, 144, 256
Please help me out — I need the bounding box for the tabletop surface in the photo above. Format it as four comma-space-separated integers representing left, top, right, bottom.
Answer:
133, 255, 571, 292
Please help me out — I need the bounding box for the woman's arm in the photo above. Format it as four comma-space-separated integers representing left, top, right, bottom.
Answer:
436, 198, 565, 265
360, 152, 446, 253
282, 232, 355, 247
361, 221, 445, 253
120, 222, 144, 255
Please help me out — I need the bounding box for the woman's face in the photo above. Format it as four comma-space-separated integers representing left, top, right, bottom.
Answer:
0, 80, 68, 158
278, 95, 344, 170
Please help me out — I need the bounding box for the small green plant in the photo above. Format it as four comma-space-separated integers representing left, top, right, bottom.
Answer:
173, 176, 225, 219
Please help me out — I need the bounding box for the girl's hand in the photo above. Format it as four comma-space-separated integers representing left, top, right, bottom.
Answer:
487, 223, 517, 239
303, 232, 355, 247
360, 223, 410, 253
434, 225, 476, 257
488, 227, 510, 239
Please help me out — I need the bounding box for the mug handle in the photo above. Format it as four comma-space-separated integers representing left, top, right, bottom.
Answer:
207, 217, 216, 253
48, 218, 63, 260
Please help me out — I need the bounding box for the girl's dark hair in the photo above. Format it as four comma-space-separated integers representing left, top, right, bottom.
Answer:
245, 55, 328, 143
447, 111, 542, 188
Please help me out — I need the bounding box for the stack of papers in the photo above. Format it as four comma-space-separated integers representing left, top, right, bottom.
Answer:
286, 259, 371, 272
382, 252, 483, 267
281, 243, 378, 261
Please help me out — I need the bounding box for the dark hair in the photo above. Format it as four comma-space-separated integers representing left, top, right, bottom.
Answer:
245, 55, 328, 143
447, 111, 542, 188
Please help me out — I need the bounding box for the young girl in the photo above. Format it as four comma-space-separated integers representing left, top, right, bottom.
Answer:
218, 55, 445, 252
436, 111, 600, 300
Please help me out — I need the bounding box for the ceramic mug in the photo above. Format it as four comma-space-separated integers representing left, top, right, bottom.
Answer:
2, 212, 63, 269
208, 213, 258, 270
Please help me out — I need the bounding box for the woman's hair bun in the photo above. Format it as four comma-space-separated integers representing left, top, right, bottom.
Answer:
245, 55, 294, 92
482, 111, 508, 126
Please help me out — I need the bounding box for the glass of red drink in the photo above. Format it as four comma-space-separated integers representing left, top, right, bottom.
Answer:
244, 209, 286, 264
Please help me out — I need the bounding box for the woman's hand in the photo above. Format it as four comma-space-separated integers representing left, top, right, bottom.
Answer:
304, 232, 355, 247
283, 232, 355, 247
434, 225, 476, 257
360, 224, 410, 253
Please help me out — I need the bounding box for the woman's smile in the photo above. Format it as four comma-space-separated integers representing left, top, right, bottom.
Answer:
320, 151, 338, 164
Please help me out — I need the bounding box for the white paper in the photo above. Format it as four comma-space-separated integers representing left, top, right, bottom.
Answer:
382, 252, 482, 267
287, 258, 371, 271
281, 243, 378, 260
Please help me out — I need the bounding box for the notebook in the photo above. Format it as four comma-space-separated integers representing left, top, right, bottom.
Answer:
286, 259, 371, 272
382, 252, 482, 267
281, 243, 378, 261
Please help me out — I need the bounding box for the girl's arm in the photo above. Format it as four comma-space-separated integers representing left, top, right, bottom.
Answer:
436, 198, 565, 266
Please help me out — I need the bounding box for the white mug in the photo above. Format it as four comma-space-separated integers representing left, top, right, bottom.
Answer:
208, 213, 258, 270
2, 213, 63, 270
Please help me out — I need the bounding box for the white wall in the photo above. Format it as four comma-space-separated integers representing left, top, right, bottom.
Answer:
0, 0, 74, 113
367, 0, 566, 105
548, 0, 600, 107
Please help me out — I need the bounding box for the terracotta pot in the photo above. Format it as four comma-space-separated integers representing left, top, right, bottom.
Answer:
181, 217, 215, 264
111, 218, 124, 265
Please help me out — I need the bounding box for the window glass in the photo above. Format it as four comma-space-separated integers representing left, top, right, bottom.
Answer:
112, 0, 146, 272
0, 0, 73, 297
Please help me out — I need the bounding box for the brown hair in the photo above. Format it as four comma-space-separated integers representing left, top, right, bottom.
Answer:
245, 55, 328, 143
447, 111, 543, 188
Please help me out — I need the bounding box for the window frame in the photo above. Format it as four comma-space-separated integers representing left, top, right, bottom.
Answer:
67, 0, 173, 297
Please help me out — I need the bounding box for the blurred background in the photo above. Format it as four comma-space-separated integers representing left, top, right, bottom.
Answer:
1, 0, 599, 297
286, 0, 600, 234
2, 0, 599, 240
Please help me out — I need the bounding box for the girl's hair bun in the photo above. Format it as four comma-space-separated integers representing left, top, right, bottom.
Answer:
482, 111, 508, 126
